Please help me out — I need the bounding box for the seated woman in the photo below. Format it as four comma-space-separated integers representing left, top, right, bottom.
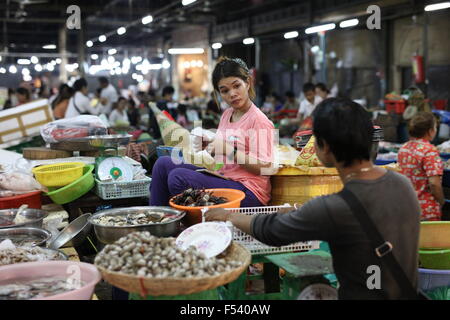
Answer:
150, 57, 275, 207
398, 112, 444, 221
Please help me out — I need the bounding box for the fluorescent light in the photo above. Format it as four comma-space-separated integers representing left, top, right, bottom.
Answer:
0, 56, 2, 62
43, 44, 56, 49
243, 37, 255, 45
117, 27, 126, 35
99, 35, 106, 42
23, 75, 32, 82
17, 59, 31, 65
46, 64, 54, 71
162, 60, 170, 69
34, 64, 43, 72
22, 68, 30, 75
0, 67, 6, 74
30, 56, 38, 64
142, 15, 153, 25
56, 58, 61, 64
123, 58, 131, 66
108, 48, 117, 55
108, 56, 115, 64
305, 23, 336, 34
9, 65, 17, 73
311, 45, 320, 54
339, 18, 359, 28
86, 40, 93, 47
212, 42, 222, 49
182, 0, 197, 5
168, 48, 204, 54
131, 56, 142, 64
284, 31, 299, 39
91, 54, 99, 60
425, 2, 450, 11
50, 60, 57, 65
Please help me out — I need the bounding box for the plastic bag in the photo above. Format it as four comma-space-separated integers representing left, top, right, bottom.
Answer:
43, 216, 63, 245
295, 136, 323, 167
0, 172, 45, 192
40, 115, 108, 143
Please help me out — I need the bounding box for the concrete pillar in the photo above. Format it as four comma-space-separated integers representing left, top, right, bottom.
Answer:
77, 20, 86, 77
58, 25, 68, 83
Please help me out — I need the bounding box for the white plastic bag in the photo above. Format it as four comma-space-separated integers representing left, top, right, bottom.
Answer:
0, 172, 45, 192
40, 115, 108, 143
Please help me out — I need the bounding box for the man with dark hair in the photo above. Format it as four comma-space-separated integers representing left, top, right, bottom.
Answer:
294, 82, 322, 128
205, 98, 421, 300
16, 87, 31, 105
98, 76, 118, 115
148, 86, 177, 139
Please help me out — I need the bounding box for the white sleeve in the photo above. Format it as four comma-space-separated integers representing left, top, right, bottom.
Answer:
298, 101, 306, 117
79, 94, 103, 115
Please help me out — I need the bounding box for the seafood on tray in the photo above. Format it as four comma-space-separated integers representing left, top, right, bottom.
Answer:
172, 188, 229, 207
92, 211, 177, 227
0, 276, 85, 300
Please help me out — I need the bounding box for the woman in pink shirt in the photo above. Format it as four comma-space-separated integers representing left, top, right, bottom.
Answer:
150, 57, 274, 207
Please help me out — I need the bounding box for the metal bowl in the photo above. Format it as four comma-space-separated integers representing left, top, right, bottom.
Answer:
0, 209, 48, 229
89, 206, 185, 244
83, 134, 132, 149
0, 227, 52, 247
48, 213, 92, 250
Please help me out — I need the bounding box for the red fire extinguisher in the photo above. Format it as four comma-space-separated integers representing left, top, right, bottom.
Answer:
412, 55, 425, 83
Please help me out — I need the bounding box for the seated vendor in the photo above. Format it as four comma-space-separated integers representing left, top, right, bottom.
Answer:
206, 98, 421, 300
149, 56, 275, 207
398, 112, 444, 221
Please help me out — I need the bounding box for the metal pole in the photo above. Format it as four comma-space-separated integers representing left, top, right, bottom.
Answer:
78, 20, 86, 77
58, 25, 68, 83
422, 12, 428, 95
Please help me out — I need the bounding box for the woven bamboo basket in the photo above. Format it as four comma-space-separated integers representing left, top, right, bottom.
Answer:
95, 242, 251, 297
270, 166, 343, 206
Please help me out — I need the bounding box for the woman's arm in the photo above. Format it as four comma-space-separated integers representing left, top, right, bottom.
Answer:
429, 176, 445, 206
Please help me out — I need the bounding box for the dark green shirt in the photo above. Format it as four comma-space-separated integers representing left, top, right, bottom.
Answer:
251, 170, 421, 299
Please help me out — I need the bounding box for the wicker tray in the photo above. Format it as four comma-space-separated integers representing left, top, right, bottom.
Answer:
95, 242, 251, 296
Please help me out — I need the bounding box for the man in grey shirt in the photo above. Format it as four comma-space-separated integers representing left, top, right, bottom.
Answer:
205, 98, 421, 300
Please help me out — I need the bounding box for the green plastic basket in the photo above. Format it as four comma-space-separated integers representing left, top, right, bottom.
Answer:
419, 248, 450, 270
45, 165, 95, 205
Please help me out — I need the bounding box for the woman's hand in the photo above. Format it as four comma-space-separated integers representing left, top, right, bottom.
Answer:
204, 208, 231, 222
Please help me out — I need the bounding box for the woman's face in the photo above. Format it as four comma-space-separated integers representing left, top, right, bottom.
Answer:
17, 93, 28, 104
315, 88, 327, 99
81, 86, 89, 95
217, 77, 250, 111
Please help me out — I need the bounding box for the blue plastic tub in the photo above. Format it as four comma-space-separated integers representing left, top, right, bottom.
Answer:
156, 146, 183, 160
375, 159, 397, 166
440, 153, 450, 162
418, 268, 450, 291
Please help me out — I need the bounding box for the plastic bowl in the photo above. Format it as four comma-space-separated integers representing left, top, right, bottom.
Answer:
418, 268, 450, 292
45, 165, 95, 205
32, 162, 85, 187
0, 261, 101, 300
419, 221, 450, 249
169, 188, 246, 226
419, 248, 450, 270
0, 191, 42, 210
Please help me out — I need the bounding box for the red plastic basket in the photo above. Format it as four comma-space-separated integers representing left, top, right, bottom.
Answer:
385, 100, 407, 114
0, 191, 42, 209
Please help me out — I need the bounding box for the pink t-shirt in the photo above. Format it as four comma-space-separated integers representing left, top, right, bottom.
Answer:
216, 103, 275, 205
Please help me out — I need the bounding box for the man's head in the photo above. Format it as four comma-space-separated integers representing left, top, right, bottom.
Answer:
312, 98, 373, 167
285, 91, 295, 102
302, 82, 316, 104
16, 87, 30, 104
98, 77, 109, 88
162, 86, 175, 101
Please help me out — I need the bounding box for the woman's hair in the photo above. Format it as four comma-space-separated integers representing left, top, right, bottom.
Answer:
16, 87, 30, 100
73, 78, 88, 92
408, 112, 436, 138
312, 98, 373, 167
212, 56, 255, 103
315, 83, 330, 94
52, 84, 73, 109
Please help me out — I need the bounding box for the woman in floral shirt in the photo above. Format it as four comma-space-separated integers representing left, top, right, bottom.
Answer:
398, 112, 444, 220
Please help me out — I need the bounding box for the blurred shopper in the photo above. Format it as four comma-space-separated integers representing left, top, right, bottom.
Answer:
127, 97, 141, 128
157, 86, 177, 119
176, 103, 190, 128
16, 87, 31, 105
315, 83, 332, 100
2, 88, 18, 110
52, 84, 74, 119
65, 78, 103, 118
203, 93, 221, 129
98, 77, 118, 116
109, 97, 130, 127
293, 82, 323, 130
398, 112, 444, 221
